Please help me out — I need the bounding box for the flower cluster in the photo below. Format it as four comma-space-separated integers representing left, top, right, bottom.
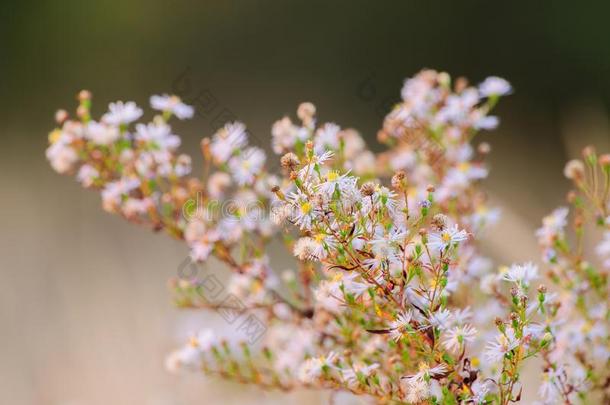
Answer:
46, 70, 608, 404
532, 148, 610, 404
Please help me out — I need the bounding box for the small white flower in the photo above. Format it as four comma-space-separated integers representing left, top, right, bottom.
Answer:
297, 352, 337, 383
102, 101, 143, 125
442, 324, 477, 353
484, 327, 519, 362
314, 122, 341, 153
341, 362, 379, 386
85, 121, 120, 145
389, 311, 414, 342
150, 94, 194, 119
210, 122, 248, 163
228, 147, 266, 186
428, 224, 469, 252
502, 262, 538, 285
293, 236, 325, 261
76, 164, 99, 187
46, 140, 78, 174
478, 77, 512, 97
135, 122, 180, 150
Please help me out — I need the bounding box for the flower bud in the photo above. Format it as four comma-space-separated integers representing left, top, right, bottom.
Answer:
55, 109, 68, 124
477, 142, 491, 155
78, 90, 91, 102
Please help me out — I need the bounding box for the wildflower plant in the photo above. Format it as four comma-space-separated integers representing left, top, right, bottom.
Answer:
45, 71, 609, 404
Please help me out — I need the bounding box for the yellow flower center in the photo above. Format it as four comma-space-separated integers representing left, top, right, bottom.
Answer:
327, 171, 339, 182
48, 129, 62, 144
301, 202, 312, 214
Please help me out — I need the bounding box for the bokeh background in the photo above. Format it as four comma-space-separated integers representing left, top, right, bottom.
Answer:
2, 1, 610, 404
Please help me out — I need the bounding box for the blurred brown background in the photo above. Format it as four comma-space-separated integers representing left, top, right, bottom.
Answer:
1, 1, 610, 404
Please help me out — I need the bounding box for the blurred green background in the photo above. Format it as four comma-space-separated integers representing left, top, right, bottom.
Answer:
1, 1, 610, 404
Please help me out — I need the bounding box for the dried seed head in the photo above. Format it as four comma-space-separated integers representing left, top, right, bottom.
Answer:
426, 184, 435, 193
564, 159, 585, 181
391, 170, 407, 190
360, 182, 376, 197
431, 213, 448, 231
537, 284, 547, 294
280, 152, 300, 171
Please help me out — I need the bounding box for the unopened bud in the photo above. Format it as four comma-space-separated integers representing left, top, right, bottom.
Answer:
55, 109, 68, 124
478, 142, 491, 154
77, 90, 91, 102
537, 284, 547, 294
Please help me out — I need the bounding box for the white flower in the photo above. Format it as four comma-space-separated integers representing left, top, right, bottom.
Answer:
314, 122, 341, 153
428, 224, 469, 252
389, 311, 414, 342
102, 101, 142, 125
341, 362, 379, 386
207, 171, 232, 199
536, 207, 569, 245
484, 327, 519, 362
228, 147, 266, 186
313, 280, 342, 314
76, 164, 99, 187
442, 324, 477, 353
293, 236, 325, 261
502, 262, 538, 285
85, 121, 120, 145
289, 192, 317, 230
135, 122, 180, 150
150, 94, 194, 119
189, 239, 214, 262
101, 177, 140, 212
271, 116, 308, 154
478, 77, 512, 97
338, 272, 369, 297
46, 140, 78, 173
429, 308, 452, 330
404, 377, 430, 404
297, 352, 337, 383
210, 122, 248, 163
